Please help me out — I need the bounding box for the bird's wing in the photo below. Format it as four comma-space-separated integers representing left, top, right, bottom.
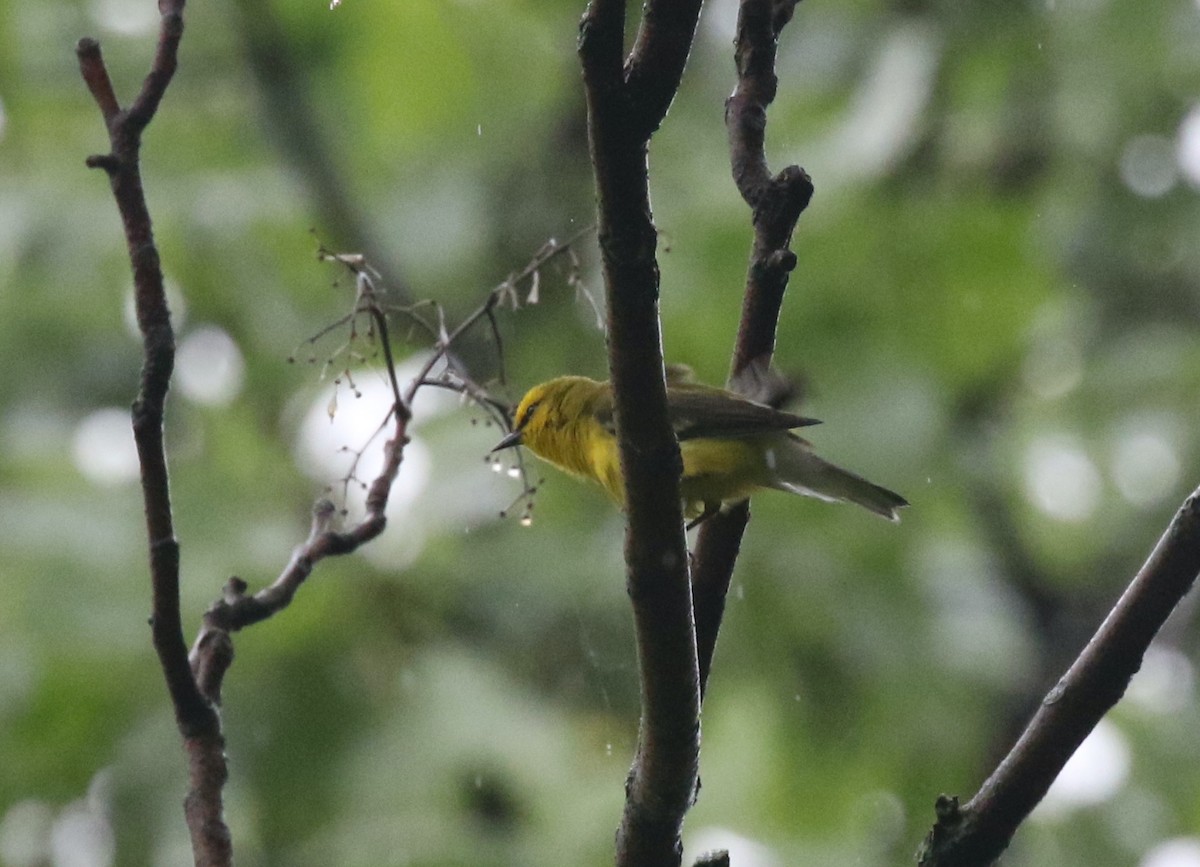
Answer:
592, 379, 819, 441
667, 384, 819, 441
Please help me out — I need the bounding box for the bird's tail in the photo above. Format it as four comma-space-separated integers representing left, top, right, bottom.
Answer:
769, 442, 908, 521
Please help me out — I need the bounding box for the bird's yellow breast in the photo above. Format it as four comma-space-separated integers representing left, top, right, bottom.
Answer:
554, 424, 771, 518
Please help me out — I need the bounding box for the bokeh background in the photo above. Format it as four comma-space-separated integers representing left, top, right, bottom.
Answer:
3, 0, 1200, 864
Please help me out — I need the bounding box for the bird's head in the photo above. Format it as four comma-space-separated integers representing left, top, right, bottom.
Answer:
491, 377, 601, 460
492, 381, 550, 452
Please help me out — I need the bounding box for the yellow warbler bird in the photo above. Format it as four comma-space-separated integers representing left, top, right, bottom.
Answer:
492, 367, 907, 523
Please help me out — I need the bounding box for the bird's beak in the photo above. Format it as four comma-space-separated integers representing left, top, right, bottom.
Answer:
491, 429, 523, 452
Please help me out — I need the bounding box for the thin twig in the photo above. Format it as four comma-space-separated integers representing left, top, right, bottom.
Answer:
189, 229, 594, 699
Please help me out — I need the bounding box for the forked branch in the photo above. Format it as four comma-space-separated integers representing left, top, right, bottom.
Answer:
191, 230, 594, 703
81, 11, 590, 852
77, 3, 232, 864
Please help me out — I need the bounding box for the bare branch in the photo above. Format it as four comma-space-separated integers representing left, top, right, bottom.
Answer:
189, 489, 399, 704
726, 0, 801, 207
692, 0, 812, 699
690, 502, 749, 697
79, 0, 587, 857
189, 229, 592, 699
128, 4, 185, 133
76, 39, 120, 123
625, 0, 704, 138
78, 3, 232, 864
580, 0, 703, 863
918, 487, 1200, 866
725, 0, 813, 371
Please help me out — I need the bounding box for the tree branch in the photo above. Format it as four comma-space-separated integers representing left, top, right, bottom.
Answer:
918, 487, 1200, 866
189, 275, 411, 704
692, 0, 812, 698
78, 5, 233, 865
190, 230, 591, 699
579, 1, 703, 863
624, 0, 704, 138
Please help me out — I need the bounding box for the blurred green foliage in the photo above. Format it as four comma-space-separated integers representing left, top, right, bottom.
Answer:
2, 0, 1200, 864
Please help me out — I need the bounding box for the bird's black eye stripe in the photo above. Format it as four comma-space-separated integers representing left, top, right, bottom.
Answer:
516, 400, 542, 431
